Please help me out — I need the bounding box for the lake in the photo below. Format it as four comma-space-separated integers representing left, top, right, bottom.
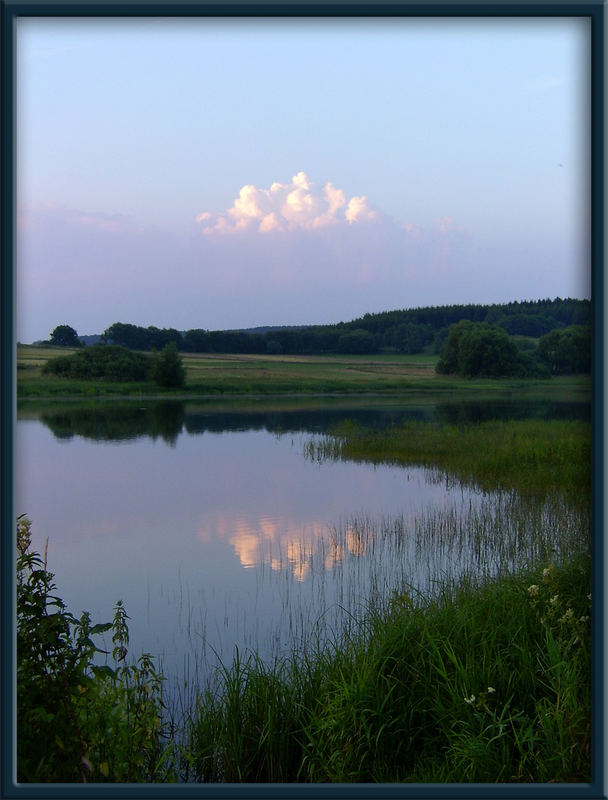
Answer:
16, 396, 589, 706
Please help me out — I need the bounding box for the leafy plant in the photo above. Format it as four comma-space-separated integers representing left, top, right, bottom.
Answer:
16, 516, 175, 782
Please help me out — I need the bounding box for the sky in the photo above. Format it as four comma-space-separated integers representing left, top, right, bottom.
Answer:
16, 16, 591, 342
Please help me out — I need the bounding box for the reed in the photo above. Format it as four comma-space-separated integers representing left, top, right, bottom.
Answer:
182, 418, 591, 782
304, 418, 590, 500
183, 553, 590, 782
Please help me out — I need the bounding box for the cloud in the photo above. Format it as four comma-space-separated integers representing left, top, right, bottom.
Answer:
196, 172, 377, 234
18, 186, 587, 347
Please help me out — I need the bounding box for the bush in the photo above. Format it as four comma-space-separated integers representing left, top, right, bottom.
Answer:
436, 322, 548, 378
513, 351, 551, 378
16, 517, 174, 782
42, 345, 152, 382
150, 342, 186, 388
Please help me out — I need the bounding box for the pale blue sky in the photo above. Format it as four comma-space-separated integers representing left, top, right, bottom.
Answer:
16, 16, 590, 341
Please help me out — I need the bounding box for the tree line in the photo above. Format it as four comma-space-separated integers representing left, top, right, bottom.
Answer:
45, 297, 590, 357
43, 297, 591, 379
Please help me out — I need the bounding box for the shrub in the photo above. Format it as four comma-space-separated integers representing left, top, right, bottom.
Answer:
150, 342, 186, 388
42, 345, 152, 382
16, 517, 174, 782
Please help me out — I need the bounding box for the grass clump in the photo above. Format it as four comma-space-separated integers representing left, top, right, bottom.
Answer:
183, 555, 590, 783
16, 516, 176, 783
307, 419, 590, 500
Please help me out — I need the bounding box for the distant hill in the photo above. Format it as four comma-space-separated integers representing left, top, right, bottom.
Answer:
79, 334, 102, 346
227, 325, 309, 335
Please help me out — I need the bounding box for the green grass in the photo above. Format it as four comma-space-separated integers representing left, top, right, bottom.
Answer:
183, 554, 590, 782
306, 418, 590, 500
17, 344, 590, 399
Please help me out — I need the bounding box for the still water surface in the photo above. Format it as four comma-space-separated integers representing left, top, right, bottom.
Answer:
16, 397, 588, 697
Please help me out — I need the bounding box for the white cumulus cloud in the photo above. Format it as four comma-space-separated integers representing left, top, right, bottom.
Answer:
196, 172, 377, 234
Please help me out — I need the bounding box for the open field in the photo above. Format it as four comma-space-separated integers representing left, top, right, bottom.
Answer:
17, 345, 590, 399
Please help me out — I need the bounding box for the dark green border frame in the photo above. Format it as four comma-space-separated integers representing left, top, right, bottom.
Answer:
1, 2, 604, 798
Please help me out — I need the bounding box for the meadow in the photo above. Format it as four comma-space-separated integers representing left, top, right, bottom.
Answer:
17, 344, 589, 399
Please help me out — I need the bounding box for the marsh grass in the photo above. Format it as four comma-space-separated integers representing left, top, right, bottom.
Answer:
180, 417, 590, 783
183, 554, 590, 782
323, 492, 588, 605
305, 418, 590, 500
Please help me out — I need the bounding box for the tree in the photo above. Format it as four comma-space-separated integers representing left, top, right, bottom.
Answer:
337, 329, 379, 355
391, 322, 433, 354
436, 320, 474, 374
102, 322, 151, 351
49, 325, 82, 347
538, 326, 591, 374
457, 324, 519, 378
436, 321, 519, 377
151, 342, 186, 388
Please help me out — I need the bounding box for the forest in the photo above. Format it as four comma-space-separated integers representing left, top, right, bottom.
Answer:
39, 298, 591, 382
87, 297, 591, 357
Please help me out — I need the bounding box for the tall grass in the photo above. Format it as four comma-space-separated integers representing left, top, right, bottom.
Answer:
305, 419, 590, 500
181, 417, 591, 782
183, 554, 590, 782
